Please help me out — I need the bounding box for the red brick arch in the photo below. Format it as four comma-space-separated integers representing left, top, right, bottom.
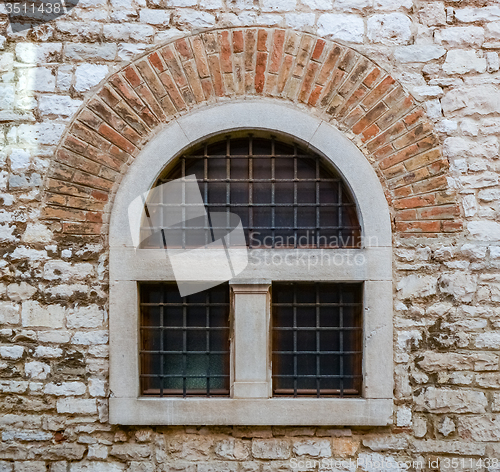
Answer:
43, 27, 461, 238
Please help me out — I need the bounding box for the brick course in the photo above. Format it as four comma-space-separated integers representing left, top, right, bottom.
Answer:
42, 27, 456, 239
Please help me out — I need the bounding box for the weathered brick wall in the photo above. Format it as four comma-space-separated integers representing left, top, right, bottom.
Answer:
0, 0, 500, 470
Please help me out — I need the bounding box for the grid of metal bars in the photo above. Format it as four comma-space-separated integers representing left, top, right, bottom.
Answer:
272, 282, 363, 397
139, 282, 230, 397
144, 135, 360, 249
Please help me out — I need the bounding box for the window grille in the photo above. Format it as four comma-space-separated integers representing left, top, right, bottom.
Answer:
272, 282, 363, 397
139, 282, 230, 397
143, 134, 361, 249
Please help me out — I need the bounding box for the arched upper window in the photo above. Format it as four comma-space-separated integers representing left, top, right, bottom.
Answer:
145, 134, 360, 249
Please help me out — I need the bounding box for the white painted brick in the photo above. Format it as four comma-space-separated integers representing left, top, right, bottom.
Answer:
374, 0, 412, 10
0, 380, 29, 393
64, 44, 117, 61
37, 331, 71, 343
70, 461, 125, 472
285, 13, 316, 30
87, 444, 109, 460
7, 282, 36, 302
334, 0, 370, 12
173, 10, 217, 29
261, 0, 296, 12
455, 6, 500, 23
444, 136, 499, 159
300, 0, 332, 9
43, 261, 94, 281
468, 221, 500, 241
17, 122, 66, 146
419, 2, 446, 26
292, 439, 331, 457
487, 52, 500, 73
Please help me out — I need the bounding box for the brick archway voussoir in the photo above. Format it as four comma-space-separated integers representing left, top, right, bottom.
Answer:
43, 27, 461, 239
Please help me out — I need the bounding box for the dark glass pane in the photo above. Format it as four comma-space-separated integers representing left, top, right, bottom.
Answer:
231, 139, 249, 155
296, 307, 316, 327
297, 331, 316, 351
275, 182, 294, 204
230, 157, 249, 178
140, 283, 230, 397
208, 183, 226, 203
142, 328, 161, 351
253, 138, 272, 155
273, 306, 293, 327
296, 284, 315, 304
207, 141, 227, 155
253, 182, 272, 204
150, 135, 361, 248
272, 283, 362, 397
210, 329, 228, 351
230, 182, 249, 204
164, 330, 183, 351
187, 330, 206, 351
254, 207, 272, 228
253, 157, 272, 179
141, 306, 161, 327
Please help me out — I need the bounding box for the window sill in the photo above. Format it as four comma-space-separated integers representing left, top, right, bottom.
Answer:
109, 397, 393, 426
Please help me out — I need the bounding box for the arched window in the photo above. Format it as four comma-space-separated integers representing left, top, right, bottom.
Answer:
108, 101, 393, 426
138, 134, 363, 398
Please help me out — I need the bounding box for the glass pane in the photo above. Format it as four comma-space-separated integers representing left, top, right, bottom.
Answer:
149, 135, 361, 248
272, 282, 362, 397
140, 283, 230, 397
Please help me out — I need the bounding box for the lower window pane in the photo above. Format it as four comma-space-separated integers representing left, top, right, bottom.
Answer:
272, 282, 363, 397
139, 282, 230, 397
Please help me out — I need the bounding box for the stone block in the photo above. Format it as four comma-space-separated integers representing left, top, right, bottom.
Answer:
317, 14, 364, 43
215, 439, 250, 461
292, 439, 331, 457
56, 398, 97, 414
367, 13, 411, 45
67, 306, 105, 329
252, 439, 290, 459
21, 301, 65, 328
435, 27, 484, 48
75, 64, 109, 92
414, 387, 487, 414
443, 50, 487, 75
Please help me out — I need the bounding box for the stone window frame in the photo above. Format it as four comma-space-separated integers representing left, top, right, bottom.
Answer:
108, 100, 393, 426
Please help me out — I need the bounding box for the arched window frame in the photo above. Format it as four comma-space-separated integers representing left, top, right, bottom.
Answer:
108, 100, 393, 426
